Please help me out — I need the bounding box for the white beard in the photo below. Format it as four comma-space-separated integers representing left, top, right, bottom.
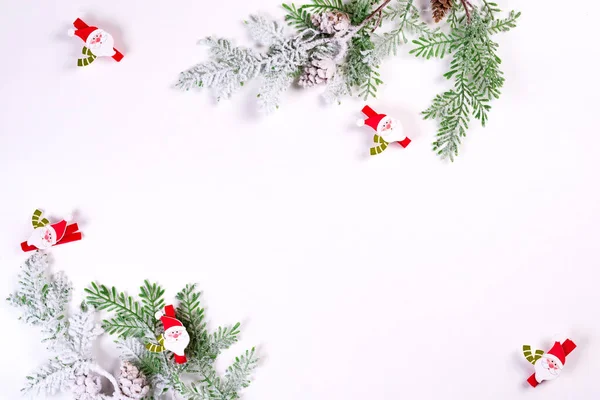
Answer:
87, 30, 116, 57
379, 118, 406, 142
163, 329, 190, 356
27, 227, 56, 249
534, 356, 562, 383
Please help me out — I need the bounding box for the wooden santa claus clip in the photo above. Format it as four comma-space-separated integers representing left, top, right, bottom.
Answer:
357, 105, 411, 156
523, 339, 577, 387
21, 209, 82, 252
146, 305, 190, 364
68, 18, 124, 67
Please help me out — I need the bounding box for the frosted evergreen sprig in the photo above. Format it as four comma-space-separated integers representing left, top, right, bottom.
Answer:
177, 18, 338, 113
177, 0, 520, 161
7, 252, 71, 341
7, 252, 122, 399
178, 0, 428, 110
8, 253, 259, 400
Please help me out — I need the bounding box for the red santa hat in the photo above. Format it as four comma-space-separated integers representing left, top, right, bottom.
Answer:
545, 341, 566, 368
356, 105, 390, 132
68, 26, 100, 42
156, 305, 184, 332
50, 220, 68, 242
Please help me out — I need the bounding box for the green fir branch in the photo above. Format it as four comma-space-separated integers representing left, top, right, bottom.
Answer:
102, 315, 150, 338
199, 370, 227, 400
139, 280, 166, 333
344, 32, 383, 100
85, 282, 155, 339
446, 7, 467, 29
88, 279, 258, 400
224, 348, 259, 393
282, 3, 314, 30
471, 40, 504, 99
139, 353, 164, 378
300, 0, 347, 13
487, 10, 521, 34
414, 5, 519, 160
482, 0, 501, 19
371, 0, 432, 59
346, 0, 374, 25
209, 323, 242, 355
176, 284, 207, 358
175, 378, 222, 400
359, 67, 382, 100
410, 31, 457, 59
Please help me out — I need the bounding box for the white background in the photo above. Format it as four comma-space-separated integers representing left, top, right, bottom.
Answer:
0, 0, 598, 399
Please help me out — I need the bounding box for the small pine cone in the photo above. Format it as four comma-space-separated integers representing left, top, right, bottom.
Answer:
298, 58, 337, 88
118, 361, 150, 399
431, 0, 453, 23
311, 11, 350, 36
71, 374, 102, 400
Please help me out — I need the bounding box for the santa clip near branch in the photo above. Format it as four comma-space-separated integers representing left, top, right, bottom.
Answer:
357, 105, 411, 156
522, 339, 577, 387
152, 305, 190, 364
68, 18, 124, 67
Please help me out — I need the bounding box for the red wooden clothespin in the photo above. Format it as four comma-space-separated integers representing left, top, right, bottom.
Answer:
68, 18, 124, 66
525, 339, 577, 387
356, 105, 411, 156
21, 209, 82, 252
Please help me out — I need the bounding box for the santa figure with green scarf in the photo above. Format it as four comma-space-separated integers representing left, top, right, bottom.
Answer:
357, 105, 411, 156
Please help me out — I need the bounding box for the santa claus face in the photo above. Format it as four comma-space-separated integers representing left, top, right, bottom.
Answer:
87, 30, 116, 57
534, 355, 562, 382
378, 117, 405, 142
380, 118, 393, 132
163, 327, 190, 356
27, 226, 56, 249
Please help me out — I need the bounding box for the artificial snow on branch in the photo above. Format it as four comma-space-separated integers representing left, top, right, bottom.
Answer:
7, 253, 259, 400
177, 0, 433, 111
7, 252, 121, 399
177, 0, 520, 160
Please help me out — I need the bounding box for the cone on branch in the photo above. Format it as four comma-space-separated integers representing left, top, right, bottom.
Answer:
431, 0, 453, 23
71, 374, 102, 400
298, 57, 337, 87
311, 11, 351, 36
118, 361, 151, 399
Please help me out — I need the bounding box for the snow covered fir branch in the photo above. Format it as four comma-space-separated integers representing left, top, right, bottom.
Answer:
7, 252, 259, 400
177, 0, 430, 111
177, 0, 519, 160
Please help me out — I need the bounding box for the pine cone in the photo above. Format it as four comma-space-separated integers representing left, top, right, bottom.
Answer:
71, 374, 102, 400
118, 361, 150, 399
311, 11, 350, 36
431, 0, 453, 23
298, 58, 337, 88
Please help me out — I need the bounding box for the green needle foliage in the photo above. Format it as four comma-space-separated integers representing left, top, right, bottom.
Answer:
411, 2, 521, 160
85, 281, 155, 339
86, 280, 258, 400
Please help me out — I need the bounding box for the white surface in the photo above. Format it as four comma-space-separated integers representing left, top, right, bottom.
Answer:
0, 0, 599, 399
